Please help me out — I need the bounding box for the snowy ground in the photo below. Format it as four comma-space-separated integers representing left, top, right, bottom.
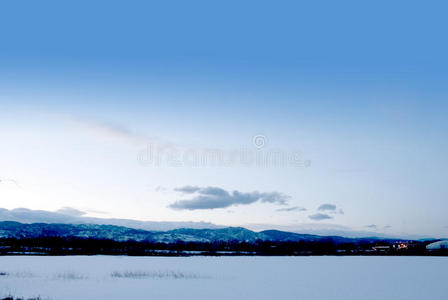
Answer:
0, 256, 447, 300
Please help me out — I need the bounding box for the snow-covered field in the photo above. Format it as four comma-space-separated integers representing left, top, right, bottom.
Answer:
0, 256, 446, 300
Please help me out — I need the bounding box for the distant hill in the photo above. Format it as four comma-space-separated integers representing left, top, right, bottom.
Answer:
1, 208, 436, 240
0, 221, 404, 244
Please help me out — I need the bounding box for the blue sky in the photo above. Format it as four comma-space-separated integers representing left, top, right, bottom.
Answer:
0, 1, 447, 237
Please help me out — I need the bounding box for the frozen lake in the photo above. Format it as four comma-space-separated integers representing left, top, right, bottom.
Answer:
0, 256, 447, 300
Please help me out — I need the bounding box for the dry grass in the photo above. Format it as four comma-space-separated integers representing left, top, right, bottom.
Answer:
53, 272, 87, 280
1, 297, 48, 300
111, 270, 209, 279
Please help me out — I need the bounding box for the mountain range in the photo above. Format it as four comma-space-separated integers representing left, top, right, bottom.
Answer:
0, 221, 397, 244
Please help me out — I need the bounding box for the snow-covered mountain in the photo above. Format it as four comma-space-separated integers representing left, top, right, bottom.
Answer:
1, 208, 431, 240
426, 240, 448, 250
0, 221, 383, 244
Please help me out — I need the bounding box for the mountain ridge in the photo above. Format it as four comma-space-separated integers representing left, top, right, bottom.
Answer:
0, 221, 407, 244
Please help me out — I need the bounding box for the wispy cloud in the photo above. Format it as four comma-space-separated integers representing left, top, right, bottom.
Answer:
170, 186, 289, 210
317, 204, 344, 215
72, 117, 152, 146
308, 213, 333, 221
317, 204, 337, 211
0, 178, 21, 188
276, 206, 306, 212
173, 186, 201, 194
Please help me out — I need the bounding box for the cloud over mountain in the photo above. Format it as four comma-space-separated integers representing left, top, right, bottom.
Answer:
56, 207, 86, 217
0, 207, 220, 230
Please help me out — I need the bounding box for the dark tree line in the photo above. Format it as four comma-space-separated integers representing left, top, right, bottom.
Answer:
0, 237, 441, 256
